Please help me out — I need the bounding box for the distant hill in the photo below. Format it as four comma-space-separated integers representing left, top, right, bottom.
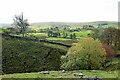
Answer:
0, 23, 12, 28
30, 21, 118, 27
0, 21, 118, 28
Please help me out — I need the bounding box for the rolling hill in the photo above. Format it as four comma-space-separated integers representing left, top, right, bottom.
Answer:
0, 21, 118, 28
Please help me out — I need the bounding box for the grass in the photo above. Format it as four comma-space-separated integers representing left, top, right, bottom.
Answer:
12, 33, 47, 37
2, 70, 118, 78
46, 37, 71, 40
72, 30, 92, 38
26, 33, 47, 37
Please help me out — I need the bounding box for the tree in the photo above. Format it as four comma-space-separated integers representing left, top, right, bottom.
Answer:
61, 38, 106, 70
77, 28, 81, 31
73, 33, 76, 39
89, 28, 103, 40
63, 32, 68, 38
100, 28, 120, 52
52, 32, 58, 37
48, 30, 53, 37
70, 34, 73, 39
65, 33, 68, 38
117, 29, 120, 50
58, 32, 61, 37
102, 44, 116, 60
13, 12, 29, 37
100, 27, 116, 45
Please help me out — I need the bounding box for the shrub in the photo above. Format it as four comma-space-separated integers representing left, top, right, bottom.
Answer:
102, 44, 116, 60
61, 38, 106, 70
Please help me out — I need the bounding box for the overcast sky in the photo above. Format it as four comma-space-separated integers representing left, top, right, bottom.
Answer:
0, 0, 119, 23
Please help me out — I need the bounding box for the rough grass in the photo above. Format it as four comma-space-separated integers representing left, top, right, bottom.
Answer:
2, 70, 118, 78
2, 36, 68, 74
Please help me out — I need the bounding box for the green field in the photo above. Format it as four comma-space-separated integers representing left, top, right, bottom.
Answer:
10, 30, 91, 40
2, 70, 118, 78
13, 33, 47, 37
45, 30, 91, 40
27, 33, 47, 36
72, 30, 91, 38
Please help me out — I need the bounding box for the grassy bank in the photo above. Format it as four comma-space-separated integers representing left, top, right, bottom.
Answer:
2, 70, 118, 78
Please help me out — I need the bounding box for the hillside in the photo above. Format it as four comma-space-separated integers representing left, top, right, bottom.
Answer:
2, 36, 68, 74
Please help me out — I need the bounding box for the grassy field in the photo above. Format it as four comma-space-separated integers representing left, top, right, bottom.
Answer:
72, 30, 91, 38
27, 33, 47, 36
46, 30, 91, 40
7, 26, 92, 40
2, 70, 118, 78
13, 33, 47, 37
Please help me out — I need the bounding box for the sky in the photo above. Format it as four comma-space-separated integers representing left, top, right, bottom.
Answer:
0, 0, 119, 23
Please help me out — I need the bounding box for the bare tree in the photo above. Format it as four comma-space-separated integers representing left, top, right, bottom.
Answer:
13, 12, 29, 37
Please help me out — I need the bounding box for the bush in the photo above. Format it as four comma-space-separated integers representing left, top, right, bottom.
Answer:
61, 38, 106, 70
103, 58, 119, 71
102, 44, 116, 60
